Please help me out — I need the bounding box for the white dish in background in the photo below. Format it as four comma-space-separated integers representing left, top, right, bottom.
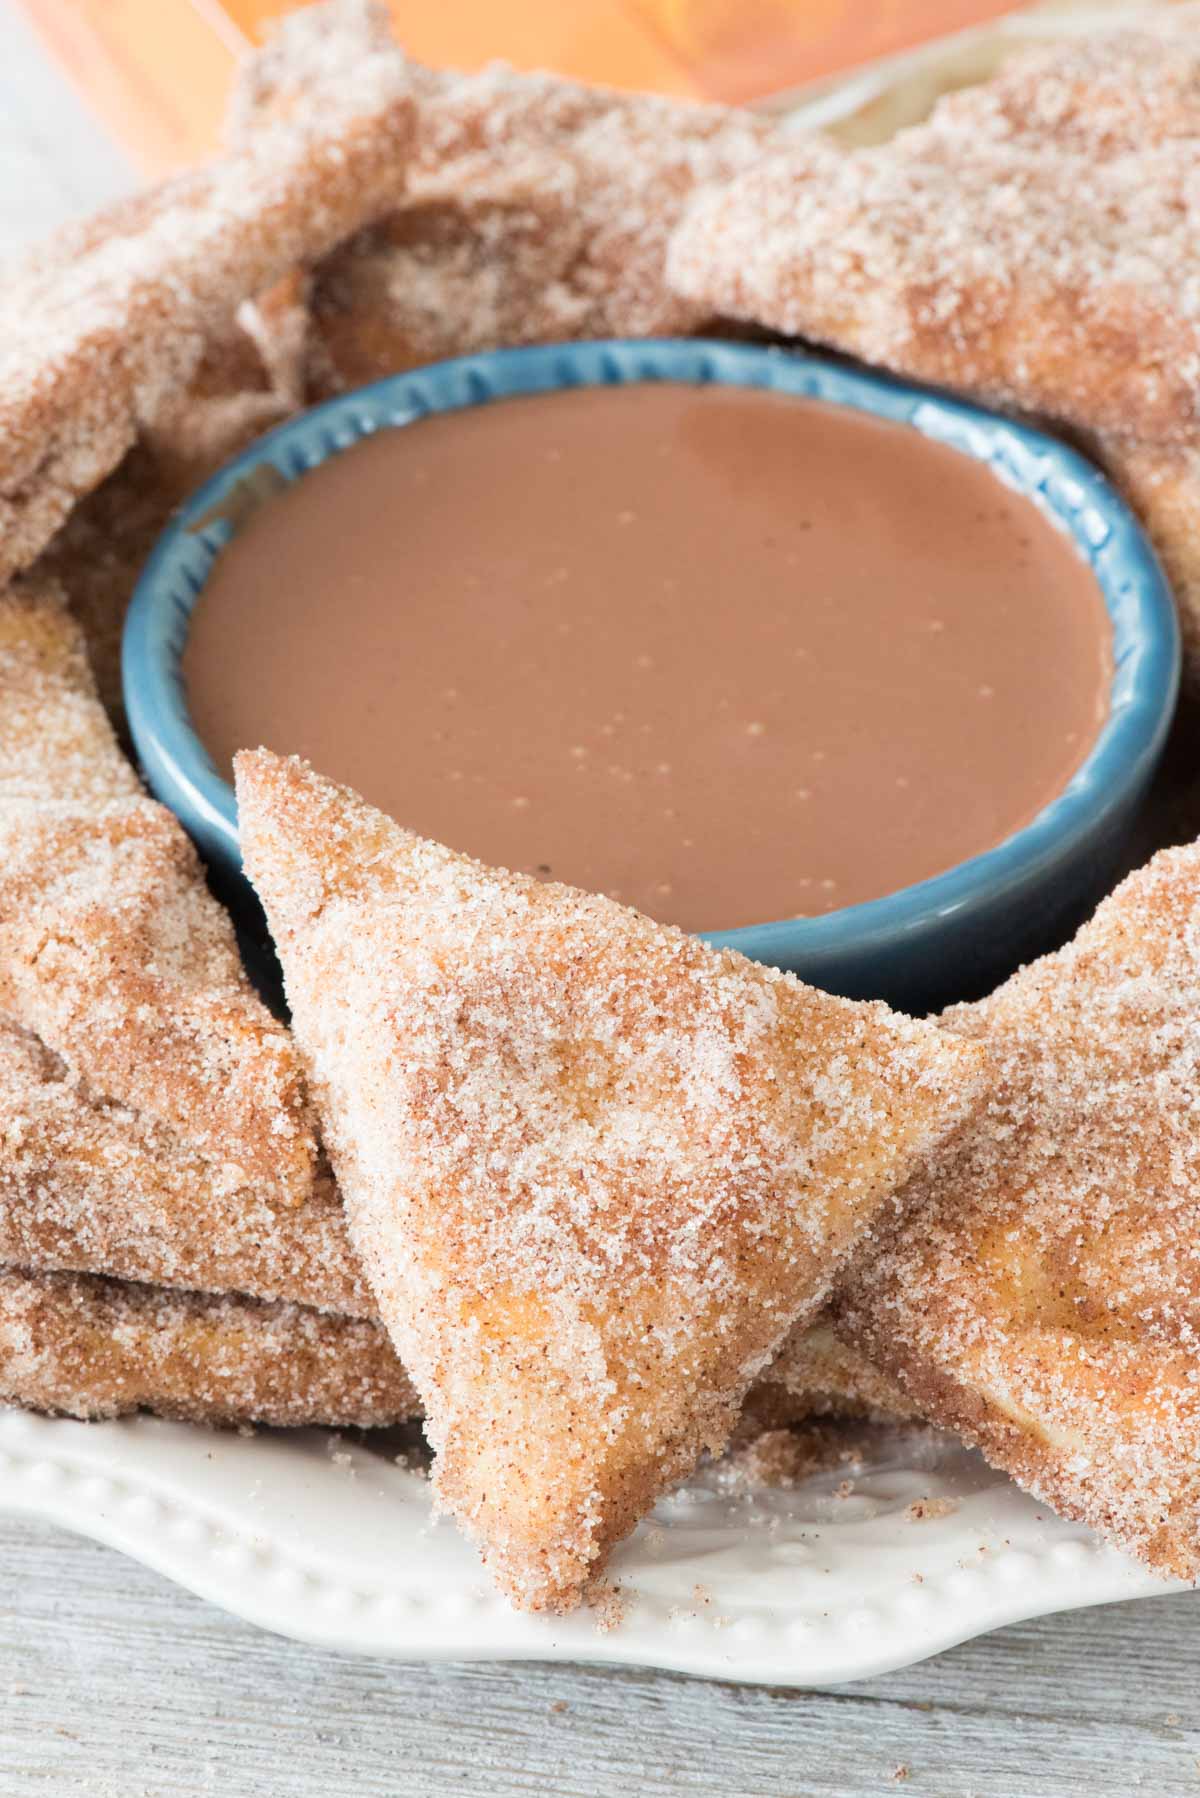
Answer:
0, 1406, 1171, 1686
776, 2, 1168, 143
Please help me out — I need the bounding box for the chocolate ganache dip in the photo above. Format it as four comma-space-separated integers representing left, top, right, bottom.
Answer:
184, 384, 1112, 931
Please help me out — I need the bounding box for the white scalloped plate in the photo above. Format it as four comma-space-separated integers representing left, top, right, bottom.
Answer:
0, 1406, 1175, 1684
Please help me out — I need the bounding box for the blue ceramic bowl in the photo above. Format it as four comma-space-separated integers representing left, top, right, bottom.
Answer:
124, 339, 1179, 1011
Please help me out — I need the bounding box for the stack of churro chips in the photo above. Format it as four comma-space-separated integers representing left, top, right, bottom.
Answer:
1, 0, 1200, 1614
0, 585, 415, 1430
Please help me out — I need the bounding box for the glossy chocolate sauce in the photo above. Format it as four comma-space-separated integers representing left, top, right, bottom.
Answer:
184, 384, 1112, 930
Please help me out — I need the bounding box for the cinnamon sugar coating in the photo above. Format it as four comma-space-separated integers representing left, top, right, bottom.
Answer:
839, 843, 1200, 1581
0, 592, 318, 1206
0, 583, 139, 806
0, 803, 316, 1202
227, 0, 402, 136
0, 1266, 415, 1429
0, 1016, 369, 1317
232, 3, 776, 395
237, 750, 985, 1612
667, 8, 1200, 445
0, 14, 415, 590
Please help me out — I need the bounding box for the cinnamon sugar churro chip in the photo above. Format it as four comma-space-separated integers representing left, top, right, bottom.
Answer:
0, 1266, 415, 1429
0, 1016, 369, 1317
233, 8, 777, 393
0, 582, 138, 807
839, 844, 1200, 1581
237, 750, 984, 1612
0, 16, 415, 588
0, 593, 318, 1205
668, 10, 1200, 445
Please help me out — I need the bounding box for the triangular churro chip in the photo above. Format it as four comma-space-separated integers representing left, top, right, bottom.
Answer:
237, 750, 984, 1610
0, 590, 317, 1204
839, 843, 1200, 1580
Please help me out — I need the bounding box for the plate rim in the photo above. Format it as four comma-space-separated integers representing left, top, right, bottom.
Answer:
0, 1405, 1176, 1688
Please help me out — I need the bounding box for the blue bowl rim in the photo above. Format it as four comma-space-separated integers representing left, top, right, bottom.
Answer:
123, 336, 1180, 969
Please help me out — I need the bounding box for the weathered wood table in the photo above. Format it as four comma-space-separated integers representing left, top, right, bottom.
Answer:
0, 6, 1195, 1792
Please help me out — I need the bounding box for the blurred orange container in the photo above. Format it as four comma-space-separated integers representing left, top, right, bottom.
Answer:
20, 0, 1019, 176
